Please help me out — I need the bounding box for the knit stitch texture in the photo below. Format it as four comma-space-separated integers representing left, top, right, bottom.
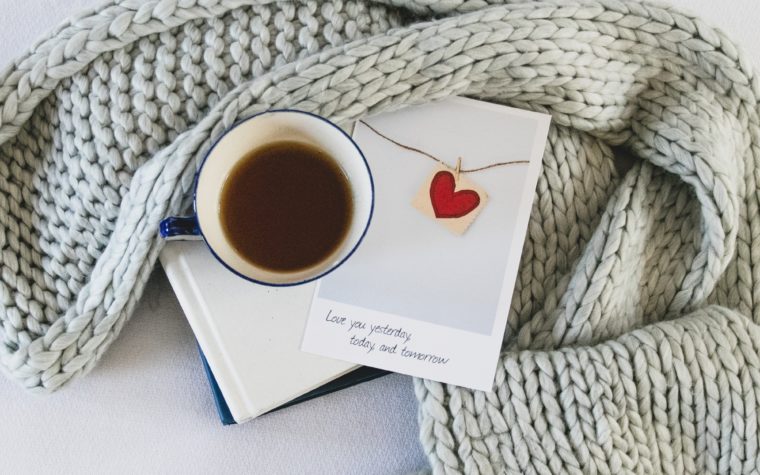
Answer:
1, 0, 760, 473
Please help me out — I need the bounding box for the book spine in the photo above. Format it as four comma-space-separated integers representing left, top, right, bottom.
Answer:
159, 243, 251, 422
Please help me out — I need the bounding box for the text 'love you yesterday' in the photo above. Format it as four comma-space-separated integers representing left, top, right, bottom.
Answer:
323, 309, 450, 365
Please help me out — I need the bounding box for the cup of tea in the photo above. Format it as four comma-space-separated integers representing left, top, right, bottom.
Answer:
160, 110, 374, 286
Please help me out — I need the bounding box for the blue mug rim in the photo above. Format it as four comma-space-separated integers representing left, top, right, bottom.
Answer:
189, 109, 375, 287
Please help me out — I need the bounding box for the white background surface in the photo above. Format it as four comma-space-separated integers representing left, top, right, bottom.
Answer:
1, 1, 759, 474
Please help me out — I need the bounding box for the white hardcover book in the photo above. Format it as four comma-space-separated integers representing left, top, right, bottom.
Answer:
159, 241, 358, 423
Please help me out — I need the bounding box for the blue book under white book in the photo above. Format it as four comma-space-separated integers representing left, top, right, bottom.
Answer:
160, 240, 387, 425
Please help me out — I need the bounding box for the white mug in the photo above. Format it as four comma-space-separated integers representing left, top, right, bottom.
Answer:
160, 110, 374, 286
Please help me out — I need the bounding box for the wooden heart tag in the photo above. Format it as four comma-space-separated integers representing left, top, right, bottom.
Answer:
413, 164, 488, 235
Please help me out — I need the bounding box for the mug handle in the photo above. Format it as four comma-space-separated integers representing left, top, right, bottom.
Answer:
159, 215, 203, 241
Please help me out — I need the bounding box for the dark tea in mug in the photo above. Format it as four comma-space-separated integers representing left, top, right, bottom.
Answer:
219, 141, 354, 273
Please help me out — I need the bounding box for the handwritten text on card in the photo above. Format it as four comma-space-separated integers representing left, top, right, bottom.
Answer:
323, 309, 449, 364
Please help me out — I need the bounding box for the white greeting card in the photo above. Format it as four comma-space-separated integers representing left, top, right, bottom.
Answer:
301, 97, 550, 391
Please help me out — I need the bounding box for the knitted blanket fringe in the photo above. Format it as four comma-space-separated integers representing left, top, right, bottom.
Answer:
2, 0, 760, 473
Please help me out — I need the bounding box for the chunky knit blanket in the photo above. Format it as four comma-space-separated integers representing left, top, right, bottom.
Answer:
2, 0, 760, 472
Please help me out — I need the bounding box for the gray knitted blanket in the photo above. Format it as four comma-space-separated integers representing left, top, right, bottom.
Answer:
2, 0, 759, 472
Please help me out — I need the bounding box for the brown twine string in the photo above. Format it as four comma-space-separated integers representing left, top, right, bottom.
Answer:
357, 120, 530, 172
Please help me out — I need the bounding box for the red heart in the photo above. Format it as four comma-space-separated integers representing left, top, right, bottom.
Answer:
429, 170, 480, 219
